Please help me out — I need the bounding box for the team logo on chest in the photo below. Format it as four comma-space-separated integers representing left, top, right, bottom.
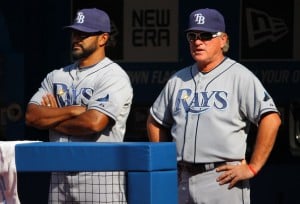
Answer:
175, 88, 228, 113
54, 83, 93, 106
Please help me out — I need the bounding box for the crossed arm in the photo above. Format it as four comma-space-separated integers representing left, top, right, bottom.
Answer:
25, 94, 110, 136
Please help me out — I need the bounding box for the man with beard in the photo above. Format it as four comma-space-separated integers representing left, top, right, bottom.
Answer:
25, 8, 133, 203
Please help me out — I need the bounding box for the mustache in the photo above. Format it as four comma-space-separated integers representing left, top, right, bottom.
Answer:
72, 43, 83, 49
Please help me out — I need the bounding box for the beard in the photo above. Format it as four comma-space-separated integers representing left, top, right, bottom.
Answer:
71, 43, 97, 60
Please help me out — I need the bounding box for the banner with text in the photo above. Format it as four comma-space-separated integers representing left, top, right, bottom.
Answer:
123, 0, 178, 62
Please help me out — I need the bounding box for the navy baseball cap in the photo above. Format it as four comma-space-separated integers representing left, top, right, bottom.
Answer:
185, 8, 225, 33
65, 8, 111, 33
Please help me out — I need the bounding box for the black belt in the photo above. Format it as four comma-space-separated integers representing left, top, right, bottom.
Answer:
177, 161, 226, 175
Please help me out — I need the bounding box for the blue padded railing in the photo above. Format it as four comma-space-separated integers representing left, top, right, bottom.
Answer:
15, 142, 178, 204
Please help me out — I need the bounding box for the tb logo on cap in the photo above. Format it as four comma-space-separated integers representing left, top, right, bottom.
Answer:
194, 13, 205, 25
76, 12, 85, 24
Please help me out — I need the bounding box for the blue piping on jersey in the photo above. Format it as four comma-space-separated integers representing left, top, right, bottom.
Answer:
181, 66, 195, 162
182, 58, 237, 163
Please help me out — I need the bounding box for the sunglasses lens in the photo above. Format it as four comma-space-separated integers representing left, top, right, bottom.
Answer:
186, 32, 217, 41
199, 32, 213, 40
187, 32, 197, 41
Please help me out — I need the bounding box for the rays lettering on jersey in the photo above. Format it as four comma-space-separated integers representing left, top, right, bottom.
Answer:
54, 83, 93, 106
175, 89, 228, 113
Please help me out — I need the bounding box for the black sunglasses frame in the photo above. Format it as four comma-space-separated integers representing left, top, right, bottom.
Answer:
186, 32, 221, 42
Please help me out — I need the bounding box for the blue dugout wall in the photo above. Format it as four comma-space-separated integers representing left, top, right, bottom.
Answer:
15, 142, 178, 204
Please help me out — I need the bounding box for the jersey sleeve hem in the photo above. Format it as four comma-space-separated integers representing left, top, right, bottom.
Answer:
89, 106, 117, 122
150, 107, 172, 128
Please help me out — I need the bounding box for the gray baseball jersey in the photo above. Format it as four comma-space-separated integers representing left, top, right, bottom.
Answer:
29, 57, 133, 142
150, 57, 279, 163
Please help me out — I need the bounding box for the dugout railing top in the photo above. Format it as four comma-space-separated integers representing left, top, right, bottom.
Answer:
15, 142, 178, 204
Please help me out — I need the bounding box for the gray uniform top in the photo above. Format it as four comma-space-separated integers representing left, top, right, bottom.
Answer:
29, 57, 133, 142
150, 57, 279, 163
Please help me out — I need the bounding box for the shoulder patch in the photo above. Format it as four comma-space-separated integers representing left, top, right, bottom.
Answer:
96, 94, 109, 102
263, 92, 271, 101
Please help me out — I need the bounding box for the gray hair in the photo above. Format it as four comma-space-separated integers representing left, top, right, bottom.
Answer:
222, 33, 230, 53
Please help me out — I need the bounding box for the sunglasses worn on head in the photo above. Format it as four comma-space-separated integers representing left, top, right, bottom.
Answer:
186, 32, 222, 42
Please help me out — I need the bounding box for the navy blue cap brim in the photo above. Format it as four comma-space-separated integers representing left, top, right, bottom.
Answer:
185, 27, 220, 33
64, 25, 110, 33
